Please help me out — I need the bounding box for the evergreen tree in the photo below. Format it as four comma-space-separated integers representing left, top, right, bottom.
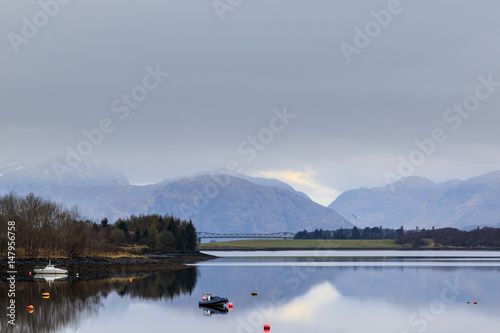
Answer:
134, 228, 141, 242
294, 229, 308, 239
100, 217, 109, 228
362, 227, 371, 239
334, 228, 345, 239
167, 218, 178, 236
176, 228, 188, 252
116, 219, 128, 233
351, 226, 361, 239
185, 220, 198, 251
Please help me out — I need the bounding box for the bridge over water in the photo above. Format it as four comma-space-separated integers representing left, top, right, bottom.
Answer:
197, 231, 295, 242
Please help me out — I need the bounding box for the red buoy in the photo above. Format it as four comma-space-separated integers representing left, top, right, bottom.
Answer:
29, 272, 32, 276
202, 297, 207, 301
264, 323, 270, 332
474, 301, 477, 305
228, 302, 233, 310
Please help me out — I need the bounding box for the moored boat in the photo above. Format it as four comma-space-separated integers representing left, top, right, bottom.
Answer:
34, 261, 68, 274
199, 292, 228, 307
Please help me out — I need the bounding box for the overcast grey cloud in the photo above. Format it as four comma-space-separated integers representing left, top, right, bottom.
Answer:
1, 0, 500, 205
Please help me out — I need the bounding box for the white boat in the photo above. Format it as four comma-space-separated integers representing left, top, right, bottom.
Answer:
34, 261, 68, 274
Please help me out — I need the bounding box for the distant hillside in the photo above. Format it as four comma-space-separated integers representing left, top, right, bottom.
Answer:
328, 171, 500, 229
0, 158, 350, 233
96, 174, 351, 233
0, 157, 129, 193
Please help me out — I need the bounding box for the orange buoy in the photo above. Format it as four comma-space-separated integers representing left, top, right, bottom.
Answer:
264, 323, 270, 332
28, 305, 34, 311
29, 309, 34, 314
129, 278, 133, 283
202, 297, 207, 301
42, 293, 50, 297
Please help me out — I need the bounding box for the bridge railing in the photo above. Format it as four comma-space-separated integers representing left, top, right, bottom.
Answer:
197, 232, 295, 239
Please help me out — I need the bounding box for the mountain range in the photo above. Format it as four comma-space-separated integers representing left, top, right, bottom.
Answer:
0, 158, 351, 233
328, 172, 500, 230
2, 158, 499, 232
0, 157, 129, 191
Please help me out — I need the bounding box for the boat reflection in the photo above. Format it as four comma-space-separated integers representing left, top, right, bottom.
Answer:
199, 305, 229, 316
34, 273, 68, 283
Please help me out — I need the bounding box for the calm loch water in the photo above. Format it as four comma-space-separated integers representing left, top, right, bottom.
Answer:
2, 251, 500, 333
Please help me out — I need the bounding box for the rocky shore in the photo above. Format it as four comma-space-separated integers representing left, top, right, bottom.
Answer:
1, 252, 216, 281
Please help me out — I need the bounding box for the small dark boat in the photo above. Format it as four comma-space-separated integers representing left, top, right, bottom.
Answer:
199, 292, 228, 307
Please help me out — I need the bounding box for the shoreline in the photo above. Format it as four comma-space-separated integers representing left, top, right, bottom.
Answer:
0, 252, 216, 281
199, 247, 500, 251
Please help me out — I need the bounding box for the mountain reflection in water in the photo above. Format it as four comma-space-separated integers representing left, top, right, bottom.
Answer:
3, 251, 500, 333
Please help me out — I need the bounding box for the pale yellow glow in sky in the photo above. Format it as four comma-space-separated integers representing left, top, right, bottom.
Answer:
257, 169, 341, 206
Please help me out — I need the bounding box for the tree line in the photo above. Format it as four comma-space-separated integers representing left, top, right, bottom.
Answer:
295, 226, 405, 240
0, 193, 197, 257
106, 213, 197, 252
295, 225, 500, 248
395, 227, 500, 248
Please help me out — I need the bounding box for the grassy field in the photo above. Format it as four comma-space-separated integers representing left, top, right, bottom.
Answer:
198, 239, 402, 250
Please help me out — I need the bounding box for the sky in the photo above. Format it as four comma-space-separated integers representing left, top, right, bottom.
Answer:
1, 0, 500, 206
